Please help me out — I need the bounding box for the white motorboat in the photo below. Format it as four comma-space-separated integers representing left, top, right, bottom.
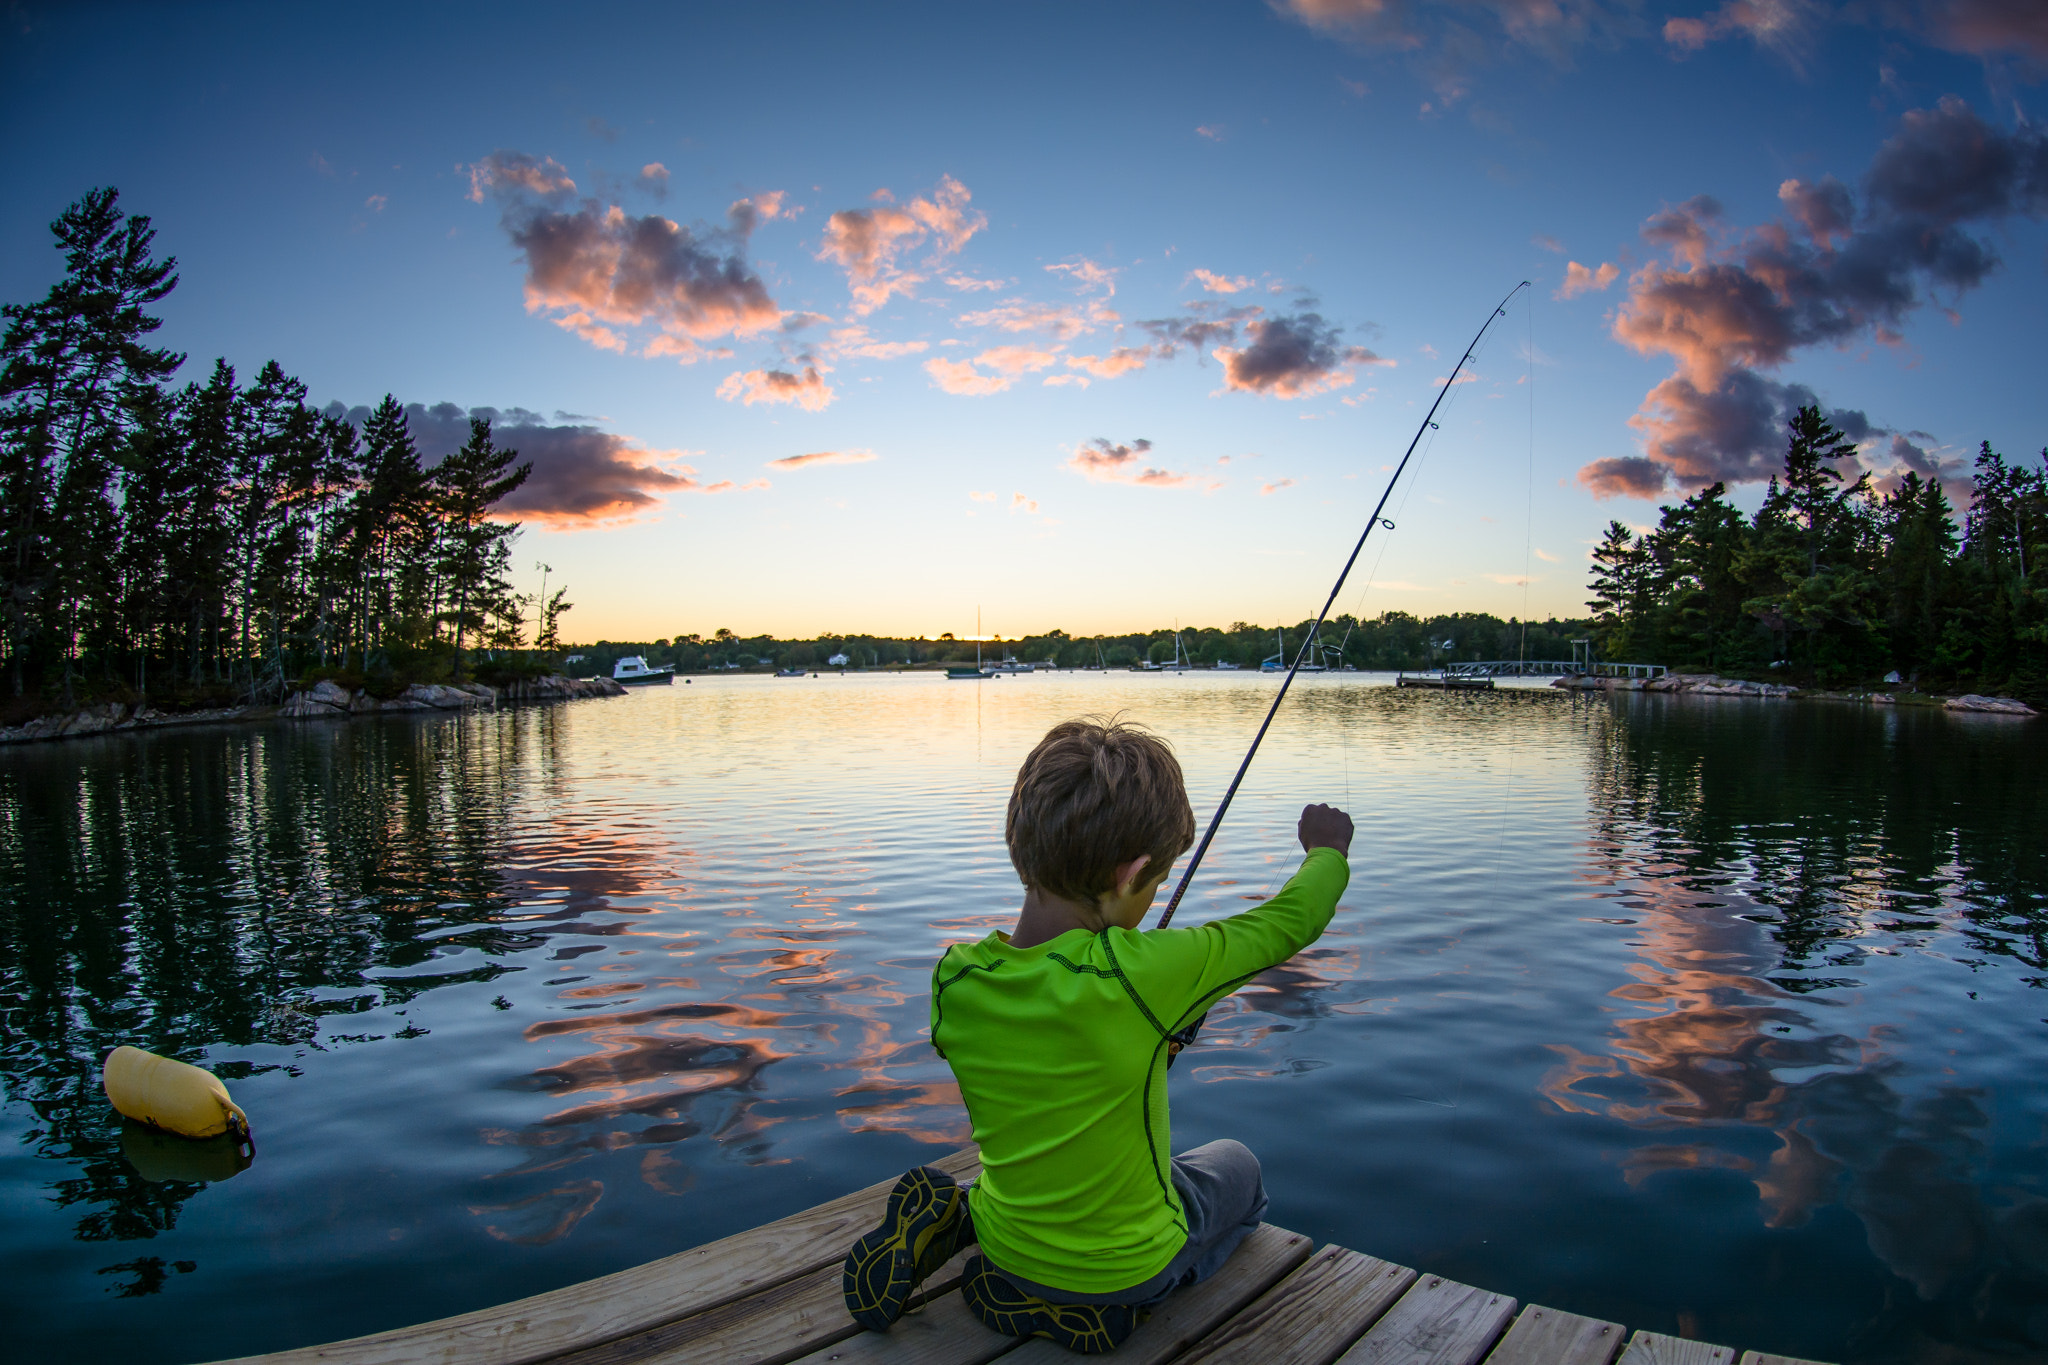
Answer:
613, 655, 676, 686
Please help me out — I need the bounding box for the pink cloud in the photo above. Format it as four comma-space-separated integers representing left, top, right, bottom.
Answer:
642, 335, 733, 364
1260, 478, 1297, 496
1043, 374, 1090, 388
978, 345, 1058, 376
958, 299, 1114, 337
1276, 0, 1627, 88
1046, 259, 1117, 294
1555, 260, 1619, 299
817, 175, 985, 315
1010, 492, 1040, 513
372, 401, 748, 528
1777, 176, 1853, 250
765, 447, 876, 471
1189, 268, 1254, 293
1066, 437, 1213, 490
1659, 0, 1824, 59
1139, 303, 1266, 359
716, 365, 835, 411
552, 311, 627, 352
1196, 125, 1225, 141
728, 190, 789, 235
925, 357, 1012, 395
1213, 313, 1392, 398
968, 490, 998, 502
1930, 0, 2048, 61
468, 149, 784, 356
824, 326, 929, 361
465, 151, 576, 203
1065, 346, 1152, 379
1580, 99, 2048, 498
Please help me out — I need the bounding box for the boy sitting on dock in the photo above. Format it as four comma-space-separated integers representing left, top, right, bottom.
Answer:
843, 715, 1353, 1353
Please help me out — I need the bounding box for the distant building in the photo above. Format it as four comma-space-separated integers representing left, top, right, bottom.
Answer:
565, 653, 585, 664
827, 652, 850, 667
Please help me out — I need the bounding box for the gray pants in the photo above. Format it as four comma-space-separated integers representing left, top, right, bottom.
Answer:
987, 1138, 1269, 1307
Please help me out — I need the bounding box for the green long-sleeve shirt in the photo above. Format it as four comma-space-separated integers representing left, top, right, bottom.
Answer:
928, 847, 1349, 1293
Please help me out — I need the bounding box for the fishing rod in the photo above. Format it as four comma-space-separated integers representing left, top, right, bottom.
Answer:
1155, 280, 1529, 930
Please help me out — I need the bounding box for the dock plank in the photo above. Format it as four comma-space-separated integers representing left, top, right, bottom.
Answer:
1173, 1246, 1418, 1365
786, 1290, 1016, 1365
1335, 1275, 1517, 1365
207, 1148, 980, 1365
1482, 1306, 1625, 1365
1617, 1332, 1735, 1365
1737, 1353, 1831, 1365
1004, 1223, 1316, 1365
558, 1250, 974, 1365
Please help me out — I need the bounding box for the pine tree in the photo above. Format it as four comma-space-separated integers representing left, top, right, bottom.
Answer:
347, 396, 427, 662
0, 188, 182, 696
1587, 520, 1649, 659
429, 418, 530, 676
1878, 472, 1958, 681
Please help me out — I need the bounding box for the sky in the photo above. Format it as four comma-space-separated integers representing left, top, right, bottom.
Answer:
4, 0, 2045, 642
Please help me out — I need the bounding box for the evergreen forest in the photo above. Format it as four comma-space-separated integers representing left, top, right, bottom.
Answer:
1, 189, 562, 722
1586, 407, 2046, 700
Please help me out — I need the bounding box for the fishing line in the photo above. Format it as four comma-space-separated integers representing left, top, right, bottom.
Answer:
1156, 280, 1530, 930
1519, 290, 1535, 665
1491, 287, 1539, 893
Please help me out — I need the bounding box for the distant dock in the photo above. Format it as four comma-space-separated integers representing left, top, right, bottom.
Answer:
1396, 675, 1497, 691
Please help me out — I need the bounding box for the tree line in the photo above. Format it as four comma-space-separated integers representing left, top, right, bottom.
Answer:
1, 189, 564, 717
569, 612, 1594, 676
1587, 407, 2046, 698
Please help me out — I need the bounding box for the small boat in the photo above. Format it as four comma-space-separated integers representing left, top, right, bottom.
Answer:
1262, 624, 1336, 673
949, 608, 997, 678
774, 668, 807, 678
1214, 661, 1241, 670
612, 655, 675, 686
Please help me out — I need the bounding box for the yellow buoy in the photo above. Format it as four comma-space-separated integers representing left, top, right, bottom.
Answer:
102, 1045, 250, 1141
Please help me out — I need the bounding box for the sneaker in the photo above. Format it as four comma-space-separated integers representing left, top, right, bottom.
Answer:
842, 1165, 972, 1331
958, 1253, 1149, 1355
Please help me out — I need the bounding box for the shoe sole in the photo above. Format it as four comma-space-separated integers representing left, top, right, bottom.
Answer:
961, 1256, 1145, 1355
842, 1166, 958, 1332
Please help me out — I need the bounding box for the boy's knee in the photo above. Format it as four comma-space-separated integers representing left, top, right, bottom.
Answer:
1181, 1138, 1260, 1179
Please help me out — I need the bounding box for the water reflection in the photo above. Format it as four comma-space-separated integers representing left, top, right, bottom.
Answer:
2, 678, 2044, 1364
1552, 695, 2048, 1357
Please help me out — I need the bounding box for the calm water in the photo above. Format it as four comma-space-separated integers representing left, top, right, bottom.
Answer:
2, 675, 2044, 1364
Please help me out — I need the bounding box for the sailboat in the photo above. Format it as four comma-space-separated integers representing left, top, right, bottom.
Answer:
948, 608, 991, 679
1261, 625, 1335, 673
1133, 627, 1192, 672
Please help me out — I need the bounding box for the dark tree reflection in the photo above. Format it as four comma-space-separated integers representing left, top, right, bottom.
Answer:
0, 710, 572, 1284
1563, 695, 2048, 1359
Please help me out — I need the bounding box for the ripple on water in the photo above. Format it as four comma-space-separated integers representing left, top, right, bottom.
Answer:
1, 675, 2044, 1361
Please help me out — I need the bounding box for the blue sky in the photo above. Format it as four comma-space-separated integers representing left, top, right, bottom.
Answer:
4, 1, 2043, 640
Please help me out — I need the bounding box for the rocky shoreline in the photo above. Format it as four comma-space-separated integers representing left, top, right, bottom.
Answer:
0, 673, 627, 746
1549, 671, 2036, 714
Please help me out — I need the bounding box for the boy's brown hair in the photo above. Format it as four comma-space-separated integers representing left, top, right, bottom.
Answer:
1006, 716, 1196, 905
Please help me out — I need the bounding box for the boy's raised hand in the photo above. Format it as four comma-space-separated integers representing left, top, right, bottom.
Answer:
1298, 803, 1354, 857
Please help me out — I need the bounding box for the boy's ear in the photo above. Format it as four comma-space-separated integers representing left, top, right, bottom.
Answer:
1112, 854, 1153, 897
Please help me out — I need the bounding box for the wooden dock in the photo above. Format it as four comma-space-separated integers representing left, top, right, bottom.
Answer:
210, 1148, 1827, 1365
1394, 676, 1495, 691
